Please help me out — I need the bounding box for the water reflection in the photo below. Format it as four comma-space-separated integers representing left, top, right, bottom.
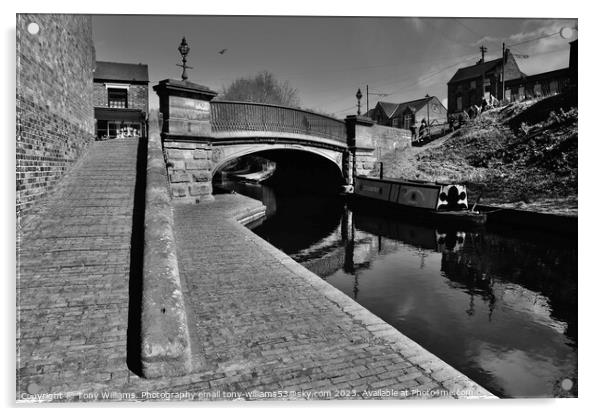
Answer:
229, 182, 577, 398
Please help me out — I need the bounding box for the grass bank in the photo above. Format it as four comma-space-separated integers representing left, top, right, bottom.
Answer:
376, 89, 577, 216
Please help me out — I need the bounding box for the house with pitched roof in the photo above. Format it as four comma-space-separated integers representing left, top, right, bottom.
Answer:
366, 96, 447, 131
448, 42, 577, 117
93, 61, 149, 139
447, 51, 524, 116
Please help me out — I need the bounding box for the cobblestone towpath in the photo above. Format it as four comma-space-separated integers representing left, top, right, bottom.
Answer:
17, 138, 143, 398
170, 196, 495, 400
16, 137, 495, 401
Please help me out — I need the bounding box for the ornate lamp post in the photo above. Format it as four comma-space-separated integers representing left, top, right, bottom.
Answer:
356, 88, 363, 116
177, 37, 193, 81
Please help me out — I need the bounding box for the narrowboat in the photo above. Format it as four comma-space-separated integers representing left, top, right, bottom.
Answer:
352, 175, 487, 226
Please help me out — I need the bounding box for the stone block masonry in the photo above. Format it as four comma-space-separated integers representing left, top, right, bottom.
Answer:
164, 141, 214, 203
16, 14, 96, 221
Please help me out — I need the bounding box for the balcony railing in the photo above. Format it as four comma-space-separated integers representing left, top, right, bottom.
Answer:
211, 100, 347, 144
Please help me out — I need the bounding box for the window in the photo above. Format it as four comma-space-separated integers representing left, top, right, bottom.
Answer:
108, 88, 128, 108
456, 96, 463, 111
518, 86, 525, 100
470, 80, 477, 89
403, 113, 413, 129
96, 120, 141, 140
96, 120, 108, 139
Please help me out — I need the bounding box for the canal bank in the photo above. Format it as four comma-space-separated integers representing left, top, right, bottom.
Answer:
171, 193, 495, 399
243, 183, 577, 398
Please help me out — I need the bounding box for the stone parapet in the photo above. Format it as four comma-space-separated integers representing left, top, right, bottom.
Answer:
153, 79, 217, 140
140, 130, 193, 377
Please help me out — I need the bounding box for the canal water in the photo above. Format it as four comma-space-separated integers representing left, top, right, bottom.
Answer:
221, 181, 578, 398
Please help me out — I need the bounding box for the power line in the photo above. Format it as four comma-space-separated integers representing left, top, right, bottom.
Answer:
422, 19, 476, 49
452, 18, 485, 39
507, 30, 561, 47
384, 55, 477, 99
332, 54, 476, 116
315, 50, 480, 110
512, 46, 571, 59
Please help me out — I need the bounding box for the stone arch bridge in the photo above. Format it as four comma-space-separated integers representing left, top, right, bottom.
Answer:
154, 79, 411, 203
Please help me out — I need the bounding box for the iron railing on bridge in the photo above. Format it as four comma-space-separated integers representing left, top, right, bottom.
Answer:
210, 101, 347, 144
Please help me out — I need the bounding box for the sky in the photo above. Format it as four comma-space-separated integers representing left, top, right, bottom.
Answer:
92, 15, 577, 116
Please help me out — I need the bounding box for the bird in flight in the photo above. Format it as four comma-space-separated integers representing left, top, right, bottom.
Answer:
218, 49, 228, 55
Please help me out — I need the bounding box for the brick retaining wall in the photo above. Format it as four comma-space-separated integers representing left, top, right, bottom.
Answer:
16, 14, 95, 220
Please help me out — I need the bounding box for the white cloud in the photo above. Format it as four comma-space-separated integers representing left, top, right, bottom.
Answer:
471, 36, 500, 47
507, 20, 576, 74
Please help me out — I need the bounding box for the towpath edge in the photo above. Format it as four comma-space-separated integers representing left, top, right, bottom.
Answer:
172, 193, 497, 400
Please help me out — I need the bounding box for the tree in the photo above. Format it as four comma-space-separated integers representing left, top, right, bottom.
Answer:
221, 70, 300, 107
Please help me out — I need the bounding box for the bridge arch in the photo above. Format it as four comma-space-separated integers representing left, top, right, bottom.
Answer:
211, 143, 344, 177
211, 143, 346, 194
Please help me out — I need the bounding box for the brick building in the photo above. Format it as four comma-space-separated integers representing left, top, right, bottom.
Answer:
16, 14, 96, 220
366, 96, 447, 140
447, 52, 524, 116
569, 39, 577, 79
93, 61, 149, 139
503, 40, 577, 100
367, 96, 447, 130
503, 68, 572, 102
448, 41, 577, 117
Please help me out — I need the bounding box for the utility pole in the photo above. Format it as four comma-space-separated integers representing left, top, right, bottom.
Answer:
425, 94, 431, 140
501, 42, 506, 104
479, 45, 487, 63
366, 85, 390, 116
480, 45, 488, 100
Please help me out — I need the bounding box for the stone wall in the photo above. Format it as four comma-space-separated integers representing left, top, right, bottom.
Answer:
369, 124, 412, 160
346, 116, 412, 178
93, 82, 149, 113
16, 14, 95, 219
354, 151, 378, 177
163, 141, 213, 203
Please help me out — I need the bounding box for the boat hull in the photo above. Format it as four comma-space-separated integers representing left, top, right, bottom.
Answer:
353, 176, 485, 226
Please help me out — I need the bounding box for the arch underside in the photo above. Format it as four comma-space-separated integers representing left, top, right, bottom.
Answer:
211, 142, 344, 177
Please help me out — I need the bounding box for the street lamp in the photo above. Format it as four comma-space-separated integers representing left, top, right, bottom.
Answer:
356, 88, 363, 116
177, 37, 192, 81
